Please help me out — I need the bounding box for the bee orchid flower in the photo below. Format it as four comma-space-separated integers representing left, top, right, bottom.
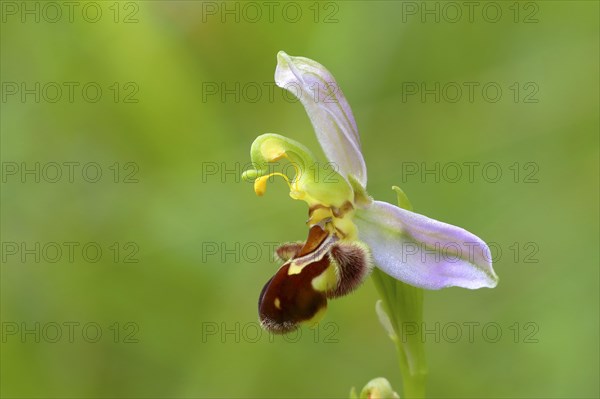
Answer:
242, 52, 498, 333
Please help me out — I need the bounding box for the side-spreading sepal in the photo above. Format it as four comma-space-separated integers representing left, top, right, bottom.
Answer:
355, 200, 498, 290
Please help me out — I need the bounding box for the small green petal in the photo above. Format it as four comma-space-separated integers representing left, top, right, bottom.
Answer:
391, 186, 413, 212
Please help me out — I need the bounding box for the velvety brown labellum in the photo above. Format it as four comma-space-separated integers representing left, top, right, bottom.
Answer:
259, 225, 371, 333
258, 257, 329, 334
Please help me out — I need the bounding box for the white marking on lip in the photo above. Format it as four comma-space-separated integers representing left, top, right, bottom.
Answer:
293, 234, 338, 267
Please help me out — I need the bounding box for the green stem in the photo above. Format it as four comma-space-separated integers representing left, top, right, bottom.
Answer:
394, 341, 426, 399
372, 269, 428, 398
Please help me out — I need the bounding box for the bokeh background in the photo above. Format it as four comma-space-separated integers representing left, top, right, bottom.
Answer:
1, 1, 598, 398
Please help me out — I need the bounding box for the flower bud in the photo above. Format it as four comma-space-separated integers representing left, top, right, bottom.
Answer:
358, 377, 400, 399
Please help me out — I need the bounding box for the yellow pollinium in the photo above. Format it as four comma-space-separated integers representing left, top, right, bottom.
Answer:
253, 173, 293, 197
254, 176, 269, 196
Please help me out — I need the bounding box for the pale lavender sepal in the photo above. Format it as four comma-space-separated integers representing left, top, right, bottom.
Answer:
275, 51, 367, 187
355, 201, 498, 290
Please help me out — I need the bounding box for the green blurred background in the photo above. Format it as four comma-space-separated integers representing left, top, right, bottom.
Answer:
1, 1, 598, 398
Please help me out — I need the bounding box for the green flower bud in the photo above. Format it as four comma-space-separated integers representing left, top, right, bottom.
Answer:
358, 377, 400, 399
